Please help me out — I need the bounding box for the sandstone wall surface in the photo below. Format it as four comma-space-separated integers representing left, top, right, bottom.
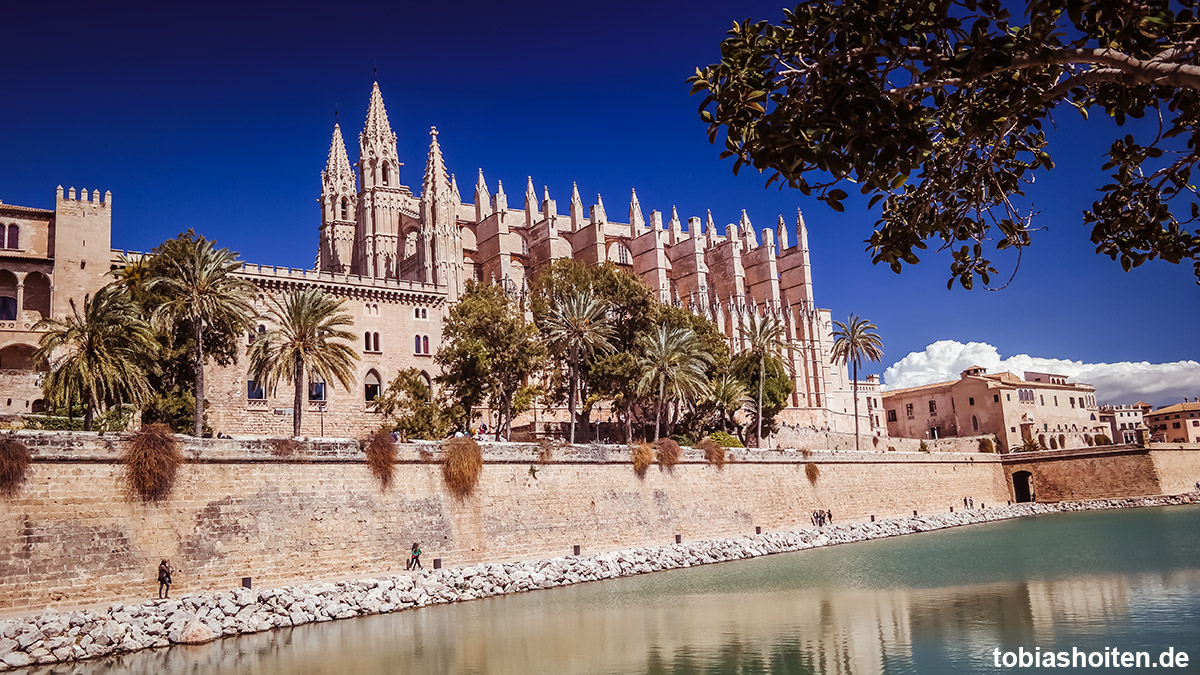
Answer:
0, 432, 1010, 613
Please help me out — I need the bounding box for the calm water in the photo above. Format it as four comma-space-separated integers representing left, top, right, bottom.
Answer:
27, 505, 1200, 675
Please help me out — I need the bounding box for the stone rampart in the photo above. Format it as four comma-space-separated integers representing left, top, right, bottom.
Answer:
0, 431, 1010, 613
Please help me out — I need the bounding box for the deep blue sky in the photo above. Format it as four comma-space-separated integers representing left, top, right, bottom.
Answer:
2, 1, 1197, 376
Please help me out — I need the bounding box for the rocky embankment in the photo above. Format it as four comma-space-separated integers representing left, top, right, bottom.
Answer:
1, 493, 1195, 671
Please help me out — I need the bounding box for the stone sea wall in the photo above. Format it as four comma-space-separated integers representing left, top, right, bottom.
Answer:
1, 431, 1010, 614
0, 493, 1194, 671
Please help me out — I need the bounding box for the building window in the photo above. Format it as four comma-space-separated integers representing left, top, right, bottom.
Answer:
994, 394, 1000, 403
365, 332, 371, 350
247, 378, 265, 400
414, 335, 422, 353
906, 403, 914, 419
887, 410, 897, 423
1006, 393, 1011, 401
1040, 395, 1045, 405
928, 400, 937, 414
0, 297, 15, 321
340, 197, 349, 220
5, 224, 17, 249
308, 379, 326, 401
1173, 422, 1182, 429
422, 336, 429, 354
382, 162, 391, 186
364, 370, 381, 402
972, 415, 979, 432
373, 332, 380, 352
1010, 426, 1016, 433
1069, 397, 1075, 408
968, 397, 975, 406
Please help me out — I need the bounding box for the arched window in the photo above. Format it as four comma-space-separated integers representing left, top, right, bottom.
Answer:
414, 335, 422, 353
521, 236, 529, 256
421, 308, 427, 319
422, 336, 429, 354
6, 224, 18, 249
372, 332, 380, 352
414, 307, 420, 319
364, 370, 381, 402
0, 269, 18, 321
340, 197, 349, 220
382, 163, 391, 186
972, 415, 979, 432
365, 332, 372, 351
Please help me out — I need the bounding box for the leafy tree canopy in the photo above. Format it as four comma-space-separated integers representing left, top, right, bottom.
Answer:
730, 352, 793, 433
690, 0, 1200, 288
372, 368, 456, 441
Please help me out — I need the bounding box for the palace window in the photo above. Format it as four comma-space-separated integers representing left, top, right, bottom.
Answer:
972, 415, 979, 432
905, 403, 914, 419
994, 394, 1000, 403
340, 197, 349, 220
382, 163, 391, 186
364, 370, 381, 402
1069, 397, 1075, 408
308, 377, 326, 402
928, 400, 937, 414
247, 378, 265, 400
968, 397, 975, 406
0, 297, 15, 321
5, 224, 17, 249
887, 410, 897, 423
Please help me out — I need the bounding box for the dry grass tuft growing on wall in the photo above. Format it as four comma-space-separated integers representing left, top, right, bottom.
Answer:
655, 438, 682, 470
0, 437, 32, 497
804, 461, 820, 484
124, 424, 185, 502
978, 437, 995, 453
269, 438, 304, 458
697, 437, 726, 469
365, 432, 398, 489
441, 436, 483, 498
537, 439, 554, 463
631, 443, 654, 477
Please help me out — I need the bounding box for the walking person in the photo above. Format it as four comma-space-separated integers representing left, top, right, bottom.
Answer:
157, 559, 173, 599
407, 542, 423, 570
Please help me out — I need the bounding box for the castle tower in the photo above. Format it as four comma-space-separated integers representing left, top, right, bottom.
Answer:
355, 82, 406, 277
420, 127, 464, 299
319, 124, 357, 273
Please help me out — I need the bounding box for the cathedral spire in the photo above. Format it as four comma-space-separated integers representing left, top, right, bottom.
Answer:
422, 126, 450, 199
450, 173, 460, 203
362, 81, 394, 141
629, 188, 645, 231
524, 176, 538, 213
323, 124, 354, 189
358, 82, 401, 191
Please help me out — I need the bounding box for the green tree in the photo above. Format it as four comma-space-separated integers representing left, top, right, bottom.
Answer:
636, 324, 714, 440
247, 287, 359, 437
437, 280, 546, 438
541, 289, 615, 444
33, 284, 157, 431
739, 313, 791, 446
372, 368, 452, 441
706, 373, 750, 436
690, 1, 1200, 287
731, 351, 793, 444
148, 234, 257, 436
830, 315, 885, 452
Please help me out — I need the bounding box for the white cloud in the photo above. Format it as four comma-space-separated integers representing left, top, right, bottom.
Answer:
882, 340, 1200, 407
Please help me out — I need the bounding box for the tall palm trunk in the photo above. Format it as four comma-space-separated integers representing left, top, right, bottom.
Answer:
851, 360, 860, 452
293, 353, 304, 437
568, 345, 579, 445
654, 376, 665, 440
84, 388, 97, 431
193, 321, 205, 437
757, 353, 765, 448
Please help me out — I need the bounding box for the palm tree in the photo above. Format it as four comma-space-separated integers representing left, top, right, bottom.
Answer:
247, 287, 359, 437
149, 236, 257, 436
707, 373, 750, 435
542, 290, 615, 444
636, 324, 713, 440
34, 284, 157, 431
830, 315, 885, 452
740, 313, 789, 447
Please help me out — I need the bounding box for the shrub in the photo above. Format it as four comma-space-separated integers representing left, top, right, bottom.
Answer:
124, 424, 185, 502
441, 436, 483, 498
697, 437, 726, 469
1094, 433, 1112, 446
631, 443, 654, 477
537, 439, 554, 463
977, 437, 995, 453
655, 438, 682, 469
804, 462, 820, 483
707, 431, 744, 448
365, 432, 397, 489
269, 438, 304, 458
0, 437, 32, 497
918, 440, 930, 453
1022, 437, 1041, 452
669, 434, 693, 447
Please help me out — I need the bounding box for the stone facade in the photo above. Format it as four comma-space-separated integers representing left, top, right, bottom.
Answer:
1145, 400, 1200, 443
0, 190, 114, 416
882, 366, 1109, 452
1098, 403, 1149, 444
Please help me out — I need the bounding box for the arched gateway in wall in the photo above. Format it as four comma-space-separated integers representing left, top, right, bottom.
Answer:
1012, 470, 1034, 503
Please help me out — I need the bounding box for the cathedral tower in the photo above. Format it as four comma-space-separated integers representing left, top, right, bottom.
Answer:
318, 124, 356, 273
355, 82, 407, 277
420, 127, 464, 299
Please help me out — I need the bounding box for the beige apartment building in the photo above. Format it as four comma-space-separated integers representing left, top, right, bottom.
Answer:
882, 366, 1109, 452
1098, 403, 1150, 444
1145, 400, 1200, 443
1, 81, 877, 439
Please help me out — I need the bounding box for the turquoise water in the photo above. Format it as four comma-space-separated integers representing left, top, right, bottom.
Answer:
29, 505, 1200, 674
